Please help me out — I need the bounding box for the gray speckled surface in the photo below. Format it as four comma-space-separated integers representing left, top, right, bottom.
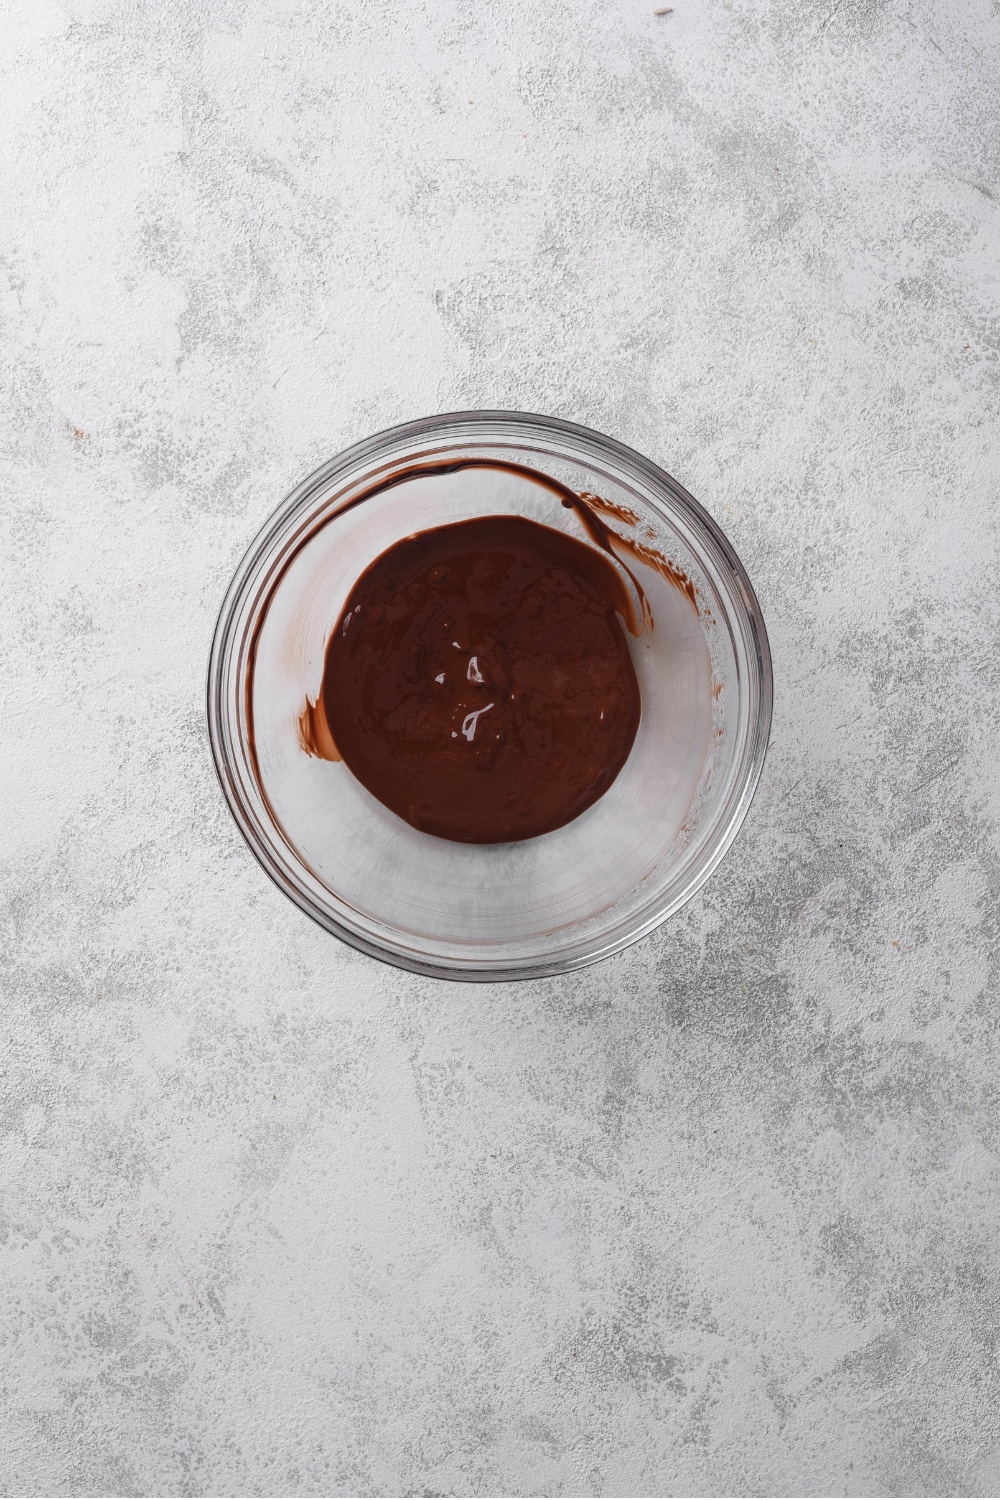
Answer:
2, 0, 999, 1495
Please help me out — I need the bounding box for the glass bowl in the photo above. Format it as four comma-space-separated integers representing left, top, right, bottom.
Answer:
207, 412, 771, 980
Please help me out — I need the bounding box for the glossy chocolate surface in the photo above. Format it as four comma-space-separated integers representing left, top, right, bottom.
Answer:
319, 514, 642, 843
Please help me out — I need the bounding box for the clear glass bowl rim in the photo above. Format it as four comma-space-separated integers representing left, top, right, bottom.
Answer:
207, 409, 773, 981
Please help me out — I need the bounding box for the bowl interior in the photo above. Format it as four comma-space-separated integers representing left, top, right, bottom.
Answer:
210, 416, 770, 978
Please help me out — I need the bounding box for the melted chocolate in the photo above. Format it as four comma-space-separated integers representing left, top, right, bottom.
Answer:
316, 514, 642, 843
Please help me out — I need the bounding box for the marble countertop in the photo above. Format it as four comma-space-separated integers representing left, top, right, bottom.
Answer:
2, 0, 998, 1493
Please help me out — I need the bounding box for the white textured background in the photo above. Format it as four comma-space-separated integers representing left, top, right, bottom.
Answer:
2, 0, 999, 1495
